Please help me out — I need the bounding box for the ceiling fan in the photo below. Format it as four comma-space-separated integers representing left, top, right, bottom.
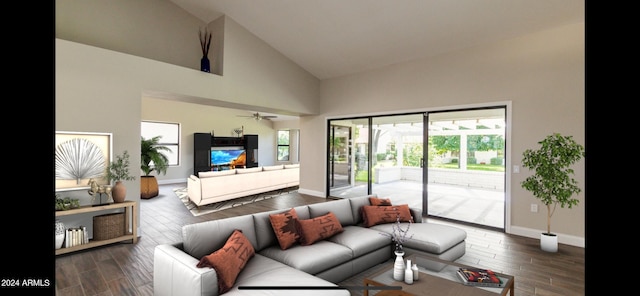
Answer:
237, 112, 278, 121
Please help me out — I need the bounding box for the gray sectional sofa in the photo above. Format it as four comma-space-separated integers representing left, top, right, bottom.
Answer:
153, 194, 467, 296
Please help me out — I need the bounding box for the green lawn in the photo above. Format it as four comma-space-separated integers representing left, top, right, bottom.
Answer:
430, 163, 505, 172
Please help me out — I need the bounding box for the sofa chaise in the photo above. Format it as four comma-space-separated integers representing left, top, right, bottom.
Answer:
153, 194, 467, 296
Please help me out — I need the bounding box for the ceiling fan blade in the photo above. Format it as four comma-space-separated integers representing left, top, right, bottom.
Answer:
235, 112, 278, 120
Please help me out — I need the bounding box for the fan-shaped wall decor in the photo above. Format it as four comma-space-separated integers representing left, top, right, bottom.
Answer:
55, 132, 112, 191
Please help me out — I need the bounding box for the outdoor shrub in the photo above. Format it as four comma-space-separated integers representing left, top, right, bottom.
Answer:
467, 157, 477, 164
490, 157, 503, 165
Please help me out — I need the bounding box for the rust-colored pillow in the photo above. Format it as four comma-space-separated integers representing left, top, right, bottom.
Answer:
296, 212, 344, 246
369, 197, 392, 206
269, 208, 300, 250
361, 205, 414, 227
196, 229, 255, 294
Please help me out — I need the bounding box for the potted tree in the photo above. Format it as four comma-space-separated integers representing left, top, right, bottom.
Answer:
521, 133, 585, 252
140, 136, 171, 199
106, 150, 136, 202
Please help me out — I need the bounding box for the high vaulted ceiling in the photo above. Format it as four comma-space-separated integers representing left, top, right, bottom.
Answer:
169, 0, 584, 80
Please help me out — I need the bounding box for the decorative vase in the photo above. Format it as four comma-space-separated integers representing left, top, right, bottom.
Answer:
404, 259, 413, 284
200, 56, 210, 72
412, 263, 419, 281
540, 233, 558, 252
55, 220, 65, 249
112, 181, 127, 203
393, 250, 405, 281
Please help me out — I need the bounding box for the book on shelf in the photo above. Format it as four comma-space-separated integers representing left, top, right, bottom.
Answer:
457, 267, 502, 287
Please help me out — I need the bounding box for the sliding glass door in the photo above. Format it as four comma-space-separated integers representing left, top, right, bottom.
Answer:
425, 108, 506, 229
369, 114, 424, 210
327, 106, 506, 230
329, 118, 369, 198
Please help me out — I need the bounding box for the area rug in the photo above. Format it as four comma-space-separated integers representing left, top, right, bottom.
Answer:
173, 187, 298, 217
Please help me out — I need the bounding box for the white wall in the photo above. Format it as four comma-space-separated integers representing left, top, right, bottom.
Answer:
300, 22, 585, 244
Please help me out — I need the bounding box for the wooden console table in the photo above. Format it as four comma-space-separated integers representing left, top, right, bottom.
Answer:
55, 200, 138, 255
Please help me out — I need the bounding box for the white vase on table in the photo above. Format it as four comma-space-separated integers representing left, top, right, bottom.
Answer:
393, 251, 405, 281
404, 259, 413, 284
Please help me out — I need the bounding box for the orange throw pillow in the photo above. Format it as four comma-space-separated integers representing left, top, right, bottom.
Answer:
361, 205, 414, 227
296, 212, 344, 246
369, 197, 392, 206
269, 208, 300, 250
196, 229, 255, 294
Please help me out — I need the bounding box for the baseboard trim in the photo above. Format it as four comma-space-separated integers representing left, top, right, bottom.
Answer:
509, 226, 584, 248
157, 178, 188, 185
298, 188, 324, 197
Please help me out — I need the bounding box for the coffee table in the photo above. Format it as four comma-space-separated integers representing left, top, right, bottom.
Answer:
363, 254, 514, 296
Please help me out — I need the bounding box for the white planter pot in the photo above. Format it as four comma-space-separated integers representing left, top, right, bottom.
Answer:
540, 233, 558, 252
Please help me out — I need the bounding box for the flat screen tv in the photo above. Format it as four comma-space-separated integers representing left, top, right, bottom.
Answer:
211, 148, 246, 169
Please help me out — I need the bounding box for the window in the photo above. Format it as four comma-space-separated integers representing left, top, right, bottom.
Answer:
141, 121, 180, 166
277, 130, 290, 161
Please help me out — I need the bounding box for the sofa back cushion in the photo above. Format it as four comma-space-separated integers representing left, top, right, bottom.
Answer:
253, 206, 310, 250
308, 198, 354, 226
182, 215, 257, 259
235, 167, 263, 174
262, 164, 284, 171
348, 194, 378, 225
199, 170, 236, 178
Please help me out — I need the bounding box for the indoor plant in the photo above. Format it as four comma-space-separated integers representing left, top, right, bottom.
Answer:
140, 136, 171, 199
106, 150, 136, 202
520, 133, 585, 252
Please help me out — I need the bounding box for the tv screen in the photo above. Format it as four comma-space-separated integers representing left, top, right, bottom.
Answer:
211, 148, 246, 168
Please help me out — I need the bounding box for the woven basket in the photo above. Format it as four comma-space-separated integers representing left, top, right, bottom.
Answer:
93, 212, 125, 240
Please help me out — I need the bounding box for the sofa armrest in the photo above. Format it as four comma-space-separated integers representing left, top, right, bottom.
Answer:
154, 244, 219, 296
410, 207, 422, 223
187, 175, 203, 206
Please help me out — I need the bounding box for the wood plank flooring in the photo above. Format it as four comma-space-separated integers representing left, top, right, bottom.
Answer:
54, 183, 585, 296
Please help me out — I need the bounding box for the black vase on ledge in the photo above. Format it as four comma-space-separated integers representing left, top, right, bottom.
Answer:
201, 56, 210, 73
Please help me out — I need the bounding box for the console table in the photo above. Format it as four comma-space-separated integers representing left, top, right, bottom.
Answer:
55, 200, 138, 255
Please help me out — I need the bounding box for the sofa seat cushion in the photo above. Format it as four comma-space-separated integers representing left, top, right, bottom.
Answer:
228, 254, 349, 295
258, 240, 353, 275
327, 225, 391, 258
372, 222, 467, 254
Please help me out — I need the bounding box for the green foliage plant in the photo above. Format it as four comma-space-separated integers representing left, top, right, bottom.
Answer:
521, 133, 585, 235
106, 150, 136, 183
141, 136, 171, 176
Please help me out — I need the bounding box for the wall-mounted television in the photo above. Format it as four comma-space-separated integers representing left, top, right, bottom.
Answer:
211, 147, 246, 170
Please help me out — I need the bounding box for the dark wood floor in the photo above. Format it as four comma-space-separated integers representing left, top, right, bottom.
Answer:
55, 183, 585, 296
